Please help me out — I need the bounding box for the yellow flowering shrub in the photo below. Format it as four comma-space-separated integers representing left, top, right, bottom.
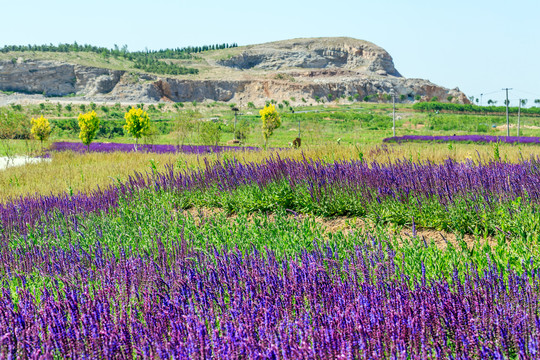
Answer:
30, 115, 51, 144
78, 110, 100, 149
123, 108, 150, 144
259, 104, 281, 147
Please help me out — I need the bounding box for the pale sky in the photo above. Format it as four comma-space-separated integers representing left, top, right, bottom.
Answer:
1, 0, 539, 105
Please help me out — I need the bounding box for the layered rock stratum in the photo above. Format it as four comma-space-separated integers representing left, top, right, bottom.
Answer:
0, 37, 468, 105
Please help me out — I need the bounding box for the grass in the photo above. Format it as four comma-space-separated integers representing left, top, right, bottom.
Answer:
9, 187, 537, 283
1, 141, 539, 202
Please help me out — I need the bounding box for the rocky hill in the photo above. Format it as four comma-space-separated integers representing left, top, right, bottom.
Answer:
0, 37, 468, 105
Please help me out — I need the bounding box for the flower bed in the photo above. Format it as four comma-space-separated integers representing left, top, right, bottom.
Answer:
383, 134, 540, 144
50, 141, 261, 154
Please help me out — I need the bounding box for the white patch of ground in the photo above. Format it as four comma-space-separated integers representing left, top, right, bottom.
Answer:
0, 156, 51, 170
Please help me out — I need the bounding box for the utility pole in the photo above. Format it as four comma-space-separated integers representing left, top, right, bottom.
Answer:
392, 92, 396, 137
231, 107, 239, 140
517, 99, 522, 137
502, 88, 512, 137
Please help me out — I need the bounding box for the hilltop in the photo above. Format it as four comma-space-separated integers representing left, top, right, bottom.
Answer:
0, 37, 467, 105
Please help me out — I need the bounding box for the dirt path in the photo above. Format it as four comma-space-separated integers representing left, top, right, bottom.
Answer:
182, 207, 496, 250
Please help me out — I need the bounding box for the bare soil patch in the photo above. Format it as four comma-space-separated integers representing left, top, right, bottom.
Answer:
181, 207, 495, 250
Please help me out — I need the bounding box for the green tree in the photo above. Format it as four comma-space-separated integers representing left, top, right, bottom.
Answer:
123, 108, 150, 148
78, 110, 100, 151
260, 104, 281, 148
199, 121, 221, 146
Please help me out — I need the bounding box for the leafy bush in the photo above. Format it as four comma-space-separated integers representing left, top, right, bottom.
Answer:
413, 101, 540, 115
199, 121, 221, 146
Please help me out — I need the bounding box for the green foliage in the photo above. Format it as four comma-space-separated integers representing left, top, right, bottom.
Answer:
199, 121, 221, 146
133, 58, 198, 75
13, 188, 540, 286
247, 102, 256, 109
234, 119, 250, 140
0, 42, 240, 76
0, 110, 30, 139
414, 101, 540, 115
427, 114, 495, 132
493, 142, 501, 161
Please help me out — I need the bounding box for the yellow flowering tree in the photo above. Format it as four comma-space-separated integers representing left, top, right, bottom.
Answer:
30, 115, 51, 150
260, 104, 281, 148
78, 110, 100, 151
124, 107, 150, 149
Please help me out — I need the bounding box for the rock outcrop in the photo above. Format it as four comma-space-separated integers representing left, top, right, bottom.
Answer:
0, 37, 468, 105
216, 38, 401, 77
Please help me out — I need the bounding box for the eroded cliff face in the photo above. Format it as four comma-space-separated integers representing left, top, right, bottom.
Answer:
216, 38, 401, 77
0, 59, 124, 96
0, 37, 468, 105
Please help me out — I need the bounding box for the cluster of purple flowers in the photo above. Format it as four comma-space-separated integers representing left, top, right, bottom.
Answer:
2, 156, 540, 235
383, 134, 540, 144
50, 141, 262, 154
1, 237, 538, 358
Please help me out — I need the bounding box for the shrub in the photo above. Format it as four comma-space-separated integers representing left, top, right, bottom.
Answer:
260, 104, 281, 148
30, 115, 51, 149
123, 108, 150, 147
199, 121, 221, 146
78, 111, 100, 151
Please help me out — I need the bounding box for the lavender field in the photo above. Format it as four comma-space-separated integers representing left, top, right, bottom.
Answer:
383, 134, 540, 144
2, 154, 540, 358
50, 141, 262, 154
